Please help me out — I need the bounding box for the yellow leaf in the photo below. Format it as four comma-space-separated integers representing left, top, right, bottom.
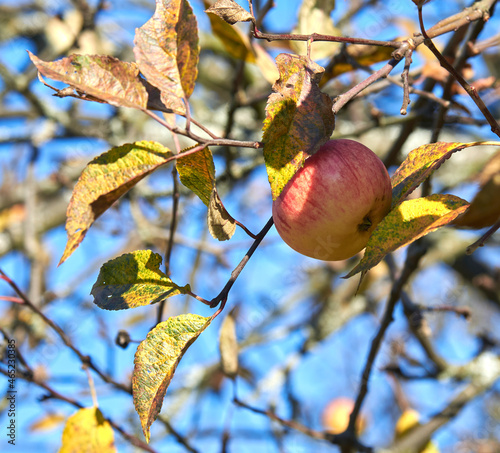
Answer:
59, 408, 116, 453
29, 413, 66, 432
60, 141, 172, 265
346, 194, 469, 278
132, 314, 212, 443
391, 141, 500, 208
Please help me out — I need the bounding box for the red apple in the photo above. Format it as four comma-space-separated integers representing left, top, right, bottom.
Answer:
272, 139, 392, 261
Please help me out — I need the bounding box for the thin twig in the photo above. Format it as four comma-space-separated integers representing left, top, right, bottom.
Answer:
210, 217, 274, 308
466, 217, 500, 254
418, 2, 500, 137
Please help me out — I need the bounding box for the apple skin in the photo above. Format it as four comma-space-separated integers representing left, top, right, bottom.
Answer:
272, 139, 392, 261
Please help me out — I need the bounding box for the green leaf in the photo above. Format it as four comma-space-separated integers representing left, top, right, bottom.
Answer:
134, 0, 199, 115
29, 52, 149, 110
60, 141, 172, 265
346, 194, 469, 278
391, 141, 500, 208
263, 54, 335, 200
59, 408, 116, 453
91, 251, 190, 310
176, 145, 215, 206
132, 314, 212, 443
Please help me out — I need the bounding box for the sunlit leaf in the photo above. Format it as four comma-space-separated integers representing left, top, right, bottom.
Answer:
91, 250, 190, 310
346, 194, 470, 278
205, 0, 254, 24
291, 0, 340, 61
391, 141, 500, 208
29, 52, 148, 109
132, 314, 212, 443
208, 188, 236, 240
263, 53, 335, 200
60, 141, 172, 265
58, 407, 116, 453
134, 0, 199, 114
176, 145, 216, 206
176, 146, 236, 240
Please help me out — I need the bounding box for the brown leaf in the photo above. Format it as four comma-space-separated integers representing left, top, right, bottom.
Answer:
28, 52, 148, 110
134, 0, 199, 115
453, 150, 500, 229
208, 188, 236, 241
205, 0, 254, 25
219, 311, 238, 378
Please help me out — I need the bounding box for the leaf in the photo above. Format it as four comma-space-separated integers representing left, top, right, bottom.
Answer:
320, 44, 395, 85
28, 52, 148, 110
291, 0, 340, 61
205, 1, 255, 63
345, 194, 470, 278
391, 141, 500, 208
205, 0, 254, 24
263, 53, 335, 200
59, 407, 116, 453
208, 188, 236, 240
253, 42, 279, 84
453, 149, 500, 228
176, 146, 236, 240
29, 413, 66, 432
219, 311, 238, 377
60, 141, 173, 265
176, 145, 215, 206
91, 250, 190, 310
134, 0, 199, 115
133, 314, 212, 442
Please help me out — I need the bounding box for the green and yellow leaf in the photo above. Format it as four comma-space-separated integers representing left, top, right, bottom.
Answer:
59, 407, 116, 453
132, 314, 212, 442
176, 146, 236, 240
60, 141, 173, 265
91, 250, 190, 310
134, 0, 199, 114
263, 54, 335, 200
29, 52, 149, 110
391, 141, 500, 208
346, 194, 469, 278
176, 145, 216, 206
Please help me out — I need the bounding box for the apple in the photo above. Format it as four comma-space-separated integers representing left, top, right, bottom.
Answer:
272, 139, 392, 261
322, 397, 366, 435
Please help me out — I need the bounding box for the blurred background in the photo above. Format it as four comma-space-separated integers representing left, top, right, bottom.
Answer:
0, 0, 499, 451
